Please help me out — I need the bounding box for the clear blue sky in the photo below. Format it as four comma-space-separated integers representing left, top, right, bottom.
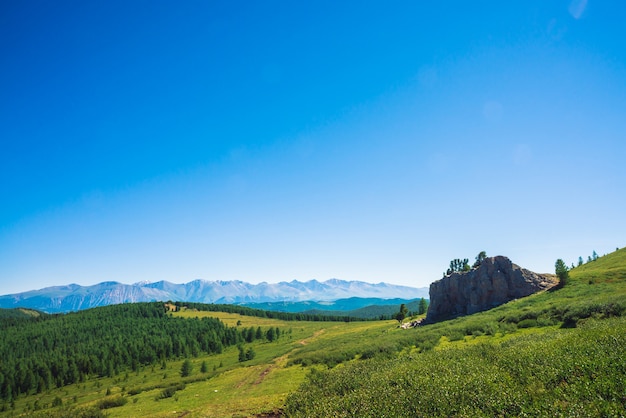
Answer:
2, 1, 625, 294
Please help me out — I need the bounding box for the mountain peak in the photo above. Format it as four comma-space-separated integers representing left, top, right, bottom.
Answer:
0, 279, 429, 313
94, 281, 121, 287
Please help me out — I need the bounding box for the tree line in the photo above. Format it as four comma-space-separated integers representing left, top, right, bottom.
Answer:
173, 301, 367, 322
555, 248, 614, 289
0, 302, 280, 402
444, 251, 487, 276
393, 298, 429, 323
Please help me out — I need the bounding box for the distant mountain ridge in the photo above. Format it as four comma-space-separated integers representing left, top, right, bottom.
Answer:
242, 297, 425, 319
0, 279, 428, 313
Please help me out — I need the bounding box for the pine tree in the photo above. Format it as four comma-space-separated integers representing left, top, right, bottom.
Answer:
180, 359, 193, 377
473, 251, 487, 268
238, 345, 247, 362
555, 259, 569, 288
418, 298, 428, 315
395, 304, 409, 323
266, 327, 276, 342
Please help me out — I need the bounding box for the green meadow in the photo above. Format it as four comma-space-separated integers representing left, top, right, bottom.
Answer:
1, 248, 625, 417
0, 307, 398, 417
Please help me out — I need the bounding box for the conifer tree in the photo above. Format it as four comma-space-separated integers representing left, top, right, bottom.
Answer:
473, 251, 487, 268
555, 259, 569, 288
266, 327, 276, 342
180, 359, 193, 377
395, 304, 409, 323
418, 298, 428, 315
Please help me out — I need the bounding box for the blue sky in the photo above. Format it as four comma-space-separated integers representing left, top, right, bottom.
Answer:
1, 1, 625, 294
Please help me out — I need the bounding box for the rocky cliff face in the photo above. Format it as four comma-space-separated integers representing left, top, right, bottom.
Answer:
426, 256, 558, 323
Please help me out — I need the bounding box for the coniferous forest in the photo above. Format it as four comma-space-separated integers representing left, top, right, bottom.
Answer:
0, 301, 365, 403
0, 302, 253, 402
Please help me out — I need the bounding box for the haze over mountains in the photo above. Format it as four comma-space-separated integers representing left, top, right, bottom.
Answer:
0, 279, 428, 313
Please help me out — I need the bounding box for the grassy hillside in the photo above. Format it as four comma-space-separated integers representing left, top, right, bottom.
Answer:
0, 308, 46, 320
1, 248, 624, 417
570, 246, 626, 282
0, 309, 392, 417
285, 317, 626, 417
285, 248, 626, 416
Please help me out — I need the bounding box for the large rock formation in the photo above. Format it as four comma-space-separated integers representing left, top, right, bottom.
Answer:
426, 256, 558, 323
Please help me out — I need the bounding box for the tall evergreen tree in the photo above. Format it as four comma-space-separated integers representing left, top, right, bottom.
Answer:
555, 259, 569, 288
180, 359, 193, 377
418, 298, 428, 315
395, 304, 409, 323
266, 327, 276, 342
238, 345, 247, 362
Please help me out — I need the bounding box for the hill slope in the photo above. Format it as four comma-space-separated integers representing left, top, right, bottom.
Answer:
0, 307, 45, 320
285, 248, 626, 416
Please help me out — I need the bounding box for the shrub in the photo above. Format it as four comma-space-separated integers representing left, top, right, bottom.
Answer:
155, 383, 186, 400
518, 319, 538, 328
447, 330, 465, 341
97, 396, 127, 410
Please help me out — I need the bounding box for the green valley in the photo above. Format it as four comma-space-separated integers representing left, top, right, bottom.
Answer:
1, 248, 625, 417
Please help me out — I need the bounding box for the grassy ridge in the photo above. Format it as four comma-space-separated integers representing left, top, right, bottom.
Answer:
0, 308, 46, 322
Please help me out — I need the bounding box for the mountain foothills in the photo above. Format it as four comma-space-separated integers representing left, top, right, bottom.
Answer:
0, 279, 428, 313
0, 248, 624, 417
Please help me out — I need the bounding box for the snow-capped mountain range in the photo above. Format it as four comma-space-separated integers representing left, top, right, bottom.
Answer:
0, 279, 428, 313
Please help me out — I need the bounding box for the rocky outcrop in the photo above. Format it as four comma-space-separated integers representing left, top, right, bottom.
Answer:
425, 256, 558, 323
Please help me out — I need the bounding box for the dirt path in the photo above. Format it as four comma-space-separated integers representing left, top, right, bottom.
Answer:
254, 366, 272, 385
299, 329, 325, 345
237, 328, 327, 390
